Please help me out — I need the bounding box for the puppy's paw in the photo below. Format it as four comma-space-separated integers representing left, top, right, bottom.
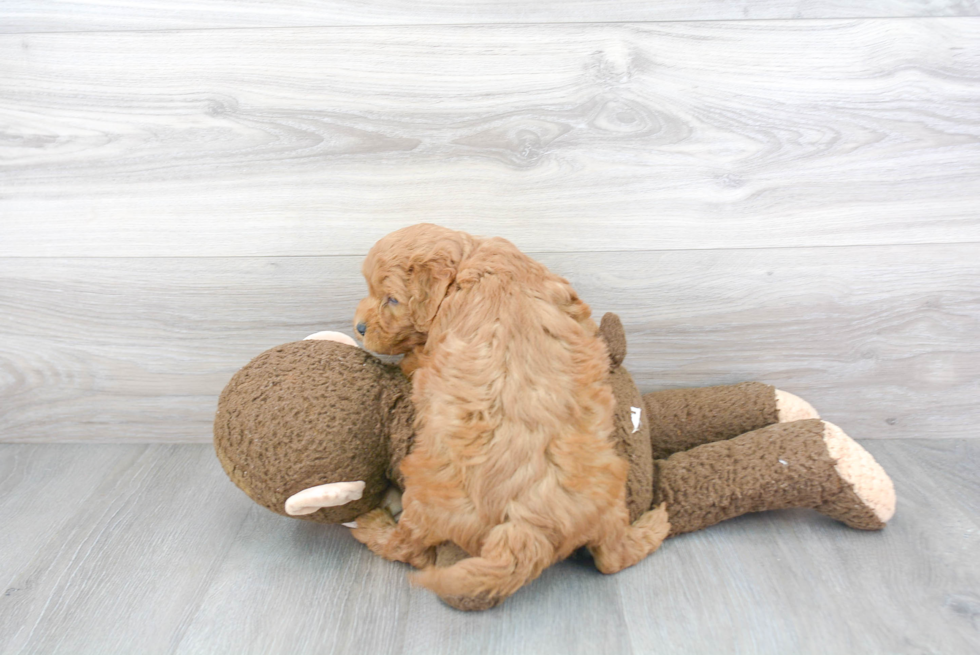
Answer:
399, 351, 422, 377
635, 502, 671, 545
350, 508, 435, 568
349, 508, 397, 546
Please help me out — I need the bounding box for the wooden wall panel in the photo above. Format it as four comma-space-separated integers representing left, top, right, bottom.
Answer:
2, 1, 978, 33
2, 243, 976, 442
2, 20, 979, 256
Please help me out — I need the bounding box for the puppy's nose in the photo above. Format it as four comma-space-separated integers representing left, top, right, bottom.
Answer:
356, 322, 367, 336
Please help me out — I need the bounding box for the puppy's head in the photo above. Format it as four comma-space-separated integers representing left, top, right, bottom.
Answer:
354, 224, 473, 354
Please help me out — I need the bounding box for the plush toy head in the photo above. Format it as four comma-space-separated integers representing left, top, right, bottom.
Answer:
213, 335, 414, 524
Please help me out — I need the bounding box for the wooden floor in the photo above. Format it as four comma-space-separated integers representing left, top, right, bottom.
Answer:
1, 439, 977, 655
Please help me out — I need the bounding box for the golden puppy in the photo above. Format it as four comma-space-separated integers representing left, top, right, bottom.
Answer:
351, 224, 669, 607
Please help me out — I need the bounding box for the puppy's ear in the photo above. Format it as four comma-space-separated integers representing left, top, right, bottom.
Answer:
407, 254, 456, 332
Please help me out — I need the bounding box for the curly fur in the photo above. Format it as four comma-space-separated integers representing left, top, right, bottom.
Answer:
352, 224, 669, 607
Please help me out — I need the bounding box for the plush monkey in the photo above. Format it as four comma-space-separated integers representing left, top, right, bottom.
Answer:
214, 314, 895, 610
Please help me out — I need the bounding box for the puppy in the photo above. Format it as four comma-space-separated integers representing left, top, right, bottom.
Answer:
351, 223, 669, 607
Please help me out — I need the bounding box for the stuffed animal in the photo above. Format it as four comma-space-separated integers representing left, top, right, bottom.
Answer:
214, 314, 895, 610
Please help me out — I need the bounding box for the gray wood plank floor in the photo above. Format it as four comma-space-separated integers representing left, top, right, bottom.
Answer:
1, 440, 977, 655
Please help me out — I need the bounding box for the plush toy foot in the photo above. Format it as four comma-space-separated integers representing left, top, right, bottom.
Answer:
818, 421, 895, 529
654, 418, 895, 535
775, 389, 819, 422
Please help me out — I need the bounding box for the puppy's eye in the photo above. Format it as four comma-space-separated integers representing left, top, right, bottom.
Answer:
386, 297, 399, 306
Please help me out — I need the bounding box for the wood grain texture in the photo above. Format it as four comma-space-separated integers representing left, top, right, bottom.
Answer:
2, 19, 979, 256
0, 256, 363, 443
615, 439, 980, 654
2, 1, 978, 33
0, 443, 137, 636
1, 440, 977, 654
0, 444, 250, 655
1, 243, 976, 443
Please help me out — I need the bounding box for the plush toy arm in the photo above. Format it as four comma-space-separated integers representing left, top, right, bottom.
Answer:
643, 382, 818, 460
654, 418, 895, 535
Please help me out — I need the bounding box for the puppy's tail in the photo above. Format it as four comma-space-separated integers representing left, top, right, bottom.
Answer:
414, 522, 554, 611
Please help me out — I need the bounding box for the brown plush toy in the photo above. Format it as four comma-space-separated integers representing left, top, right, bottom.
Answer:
214, 314, 895, 611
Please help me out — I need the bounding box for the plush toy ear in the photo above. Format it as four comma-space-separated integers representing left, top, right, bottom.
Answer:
598, 312, 627, 369
407, 255, 457, 333
304, 331, 359, 346
285, 481, 366, 515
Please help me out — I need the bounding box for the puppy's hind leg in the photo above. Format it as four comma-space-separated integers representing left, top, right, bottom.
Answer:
588, 503, 670, 574
414, 521, 555, 610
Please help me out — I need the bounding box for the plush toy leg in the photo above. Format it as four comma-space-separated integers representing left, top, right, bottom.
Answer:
654, 418, 895, 535
642, 382, 819, 459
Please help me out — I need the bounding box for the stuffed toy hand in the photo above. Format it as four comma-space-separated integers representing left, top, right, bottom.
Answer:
214, 314, 895, 610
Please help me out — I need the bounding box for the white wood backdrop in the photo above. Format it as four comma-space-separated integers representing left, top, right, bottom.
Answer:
2, 1, 978, 32
1, 4, 978, 442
